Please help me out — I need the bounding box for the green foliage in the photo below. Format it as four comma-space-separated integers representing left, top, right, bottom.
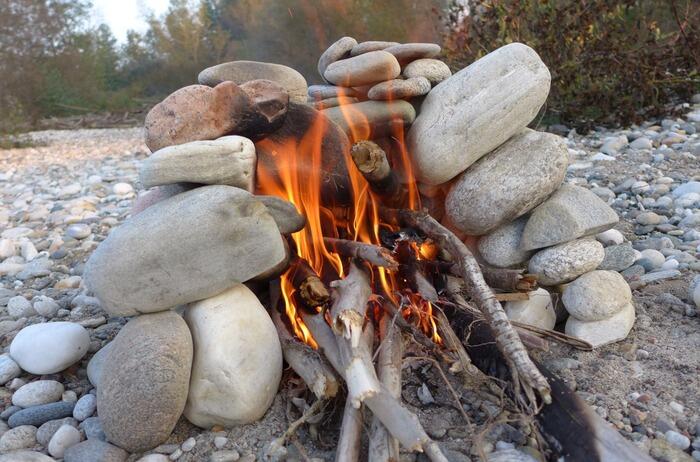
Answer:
443, 0, 700, 127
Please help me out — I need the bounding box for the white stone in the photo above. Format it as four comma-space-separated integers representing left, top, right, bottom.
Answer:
33, 296, 60, 318
600, 135, 628, 155
184, 284, 282, 428
112, 183, 133, 195
19, 239, 38, 262
137, 456, 171, 462
504, 288, 556, 330
639, 249, 665, 268
0, 239, 15, 259
528, 239, 605, 286
7, 296, 35, 318
565, 302, 635, 348
0, 354, 21, 385
48, 424, 82, 458
596, 229, 624, 246
407, 43, 550, 185
562, 271, 631, 321
10, 322, 90, 375
661, 259, 679, 271
12, 380, 64, 407
629, 137, 653, 150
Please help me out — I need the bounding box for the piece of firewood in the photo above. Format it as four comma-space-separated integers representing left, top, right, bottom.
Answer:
288, 254, 330, 309
480, 265, 538, 293
324, 237, 398, 270
271, 310, 340, 400
379, 207, 551, 407
350, 140, 407, 207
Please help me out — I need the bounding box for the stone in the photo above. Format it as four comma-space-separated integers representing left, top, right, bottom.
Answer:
636, 211, 662, 225
131, 184, 192, 216
598, 243, 637, 271
12, 380, 64, 408
80, 417, 106, 441
528, 239, 605, 286
318, 36, 357, 78
256, 196, 305, 234
10, 322, 89, 375
239, 79, 289, 129
402, 59, 452, 85
562, 270, 631, 321
477, 216, 533, 268
87, 342, 112, 388
84, 186, 286, 316
307, 85, 357, 99
322, 100, 416, 141
73, 394, 96, 421
446, 129, 568, 235
256, 103, 352, 205
64, 439, 128, 462
650, 436, 695, 462
66, 224, 90, 240
323, 50, 401, 87
639, 248, 665, 270
383, 43, 441, 63
181, 437, 196, 452
32, 296, 60, 317
504, 288, 556, 330
367, 77, 431, 100
98, 312, 192, 452
140, 136, 256, 190
595, 229, 624, 246
600, 135, 628, 155
37, 417, 78, 446
407, 43, 550, 185
112, 183, 133, 195
184, 284, 282, 428
521, 184, 619, 250
0, 239, 15, 259
0, 450, 53, 462
7, 296, 35, 318
0, 354, 21, 385
8, 401, 75, 428
565, 302, 635, 348
0, 426, 37, 452
48, 424, 82, 458
350, 40, 400, 56
198, 60, 307, 103
137, 455, 170, 462
630, 136, 653, 149
673, 181, 700, 197
665, 430, 691, 450
691, 275, 700, 308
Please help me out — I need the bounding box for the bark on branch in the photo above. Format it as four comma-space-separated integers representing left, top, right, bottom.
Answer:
288, 254, 330, 309
350, 140, 407, 207
324, 237, 399, 270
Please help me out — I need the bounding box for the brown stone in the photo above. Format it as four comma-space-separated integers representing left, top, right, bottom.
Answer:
239, 79, 289, 130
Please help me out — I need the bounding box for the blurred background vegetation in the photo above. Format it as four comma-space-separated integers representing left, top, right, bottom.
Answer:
0, 0, 697, 133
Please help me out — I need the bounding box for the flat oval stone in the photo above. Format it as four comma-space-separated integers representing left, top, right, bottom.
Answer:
37, 417, 78, 447
562, 270, 632, 321
0, 426, 37, 452
445, 129, 568, 235
12, 380, 64, 408
63, 439, 128, 462
324, 50, 401, 87
528, 239, 605, 286
383, 43, 441, 63
198, 60, 307, 103
350, 41, 400, 56
98, 312, 192, 452
84, 186, 286, 316
477, 216, 533, 268
402, 58, 452, 85
407, 43, 550, 185
140, 136, 256, 190
322, 100, 416, 142
10, 322, 89, 375
307, 85, 357, 100
318, 36, 357, 78
8, 402, 75, 428
565, 302, 635, 348
368, 77, 431, 100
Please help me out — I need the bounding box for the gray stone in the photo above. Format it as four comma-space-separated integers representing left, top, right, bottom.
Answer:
0, 354, 21, 385
383, 43, 441, 63
0, 426, 37, 452
66, 224, 91, 240
407, 43, 550, 185
32, 296, 60, 318
7, 296, 35, 318
368, 77, 431, 100
528, 239, 605, 286
0, 450, 53, 462
402, 58, 452, 85
198, 60, 307, 103
48, 424, 81, 458
318, 36, 357, 78
630, 136, 653, 149
37, 417, 78, 447
79, 417, 106, 441
477, 216, 533, 268
72, 394, 96, 421
12, 380, 64, 408
665, 430, 691, 450
307, 85, 357, 99
131, 184, 193, 216
565, 302, 635, 348
10, 322, 90, 375
598, 243, 637, 271
140, 136, 256, 190
256, 196, 305, 234
84, 185, 286, 316
521, 184, 619, 250
322, 100, 415, 141
64, 439, 128, 462
323, 50, 400, 87
672, 181, 700, 197
562, 270, 632, 321
98, 312, 192, 452
446, 129, 568, 235
350, 41, 399, 56
8, 401, 75, 428
87, 342, 112, 388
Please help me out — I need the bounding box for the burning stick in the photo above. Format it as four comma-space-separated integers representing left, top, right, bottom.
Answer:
323, 237, 398, 270
368, 313, 402, 462
350, 140, 407, 207
379, 207, 551, 407
288, 254, 330, 308
271, 310, 340, 400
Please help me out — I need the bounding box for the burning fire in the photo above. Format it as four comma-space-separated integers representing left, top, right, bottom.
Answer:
257, 95, 441, 346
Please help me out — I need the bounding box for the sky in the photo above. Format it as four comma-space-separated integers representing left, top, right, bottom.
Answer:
91, 0, 170, 43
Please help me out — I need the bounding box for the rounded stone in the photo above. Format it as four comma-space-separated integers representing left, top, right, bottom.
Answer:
597, 243, 637, 272
0, 450, 54, 462
48, 424, 82, 458
98, 311, 192, 452
562, 271, 632, 321
7, 296, 34, 318
691, 275, 700, 308
636, 211, 662, 226
477, 216, 533, 268
63, 439, 128, 462
528, 239, 605, 286
639, 249, 665, 269
565, 302, 635, 348
32, 296, 60, 318
12, 380, 64, 408
324, 50, 401, 87
321, 100, 416, 142
8, 401, 75, 428
350, 40, 399, 56
383, 43, 441, 63
255, 196, 305, 234
318, 36, 357, 78
37, 417, 78, 447
403, 58, 452, 85
72, 394, 96, 421
87, 342, 112, 389
368, 77, 431, 100
10, 322, 90, 375
504, 288, 556, 330
0, 425, 37, 452
595, 229, 624, 246
0, 354, 21, 385
184, 284, 282, 428
79, 417, 106, 441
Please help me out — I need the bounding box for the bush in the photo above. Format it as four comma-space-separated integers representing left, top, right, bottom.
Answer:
442, 0, 700, 128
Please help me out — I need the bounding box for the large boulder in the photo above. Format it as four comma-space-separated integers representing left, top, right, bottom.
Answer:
140, 136, 256, 191
528, 239, 605, 286
407, 43, 551, 185
84, 186, 286, 316
521, 184, 619, 250
184, 285, 282, 428
97, 312, 192, 452
445, 129, 568, 235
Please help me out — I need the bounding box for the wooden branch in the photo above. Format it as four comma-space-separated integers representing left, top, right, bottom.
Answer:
480, 265, 538, 293
272, 310, 340, 400
379, 208, 551, 407
433, 308, 480, 379
323, 237, 398, 270
350, 140, 407, 207
288, 254, 330, 309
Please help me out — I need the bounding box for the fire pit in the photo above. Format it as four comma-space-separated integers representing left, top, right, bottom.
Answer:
80, 36, 651, 461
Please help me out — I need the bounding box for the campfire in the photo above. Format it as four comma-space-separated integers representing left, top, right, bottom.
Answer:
82, 36, 650, 461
